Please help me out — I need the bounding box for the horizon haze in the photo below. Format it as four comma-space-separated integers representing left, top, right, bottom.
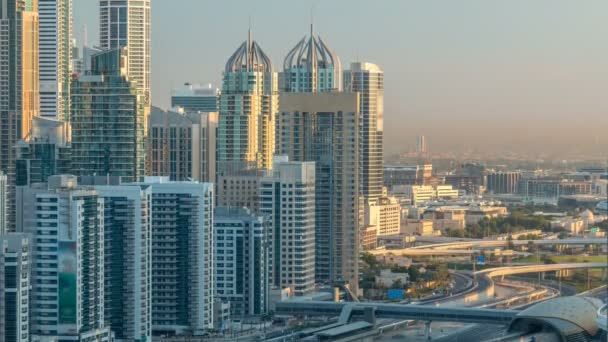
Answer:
74, 0, 608, 158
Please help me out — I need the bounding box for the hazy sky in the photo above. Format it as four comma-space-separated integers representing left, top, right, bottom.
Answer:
74, 0, 608, 158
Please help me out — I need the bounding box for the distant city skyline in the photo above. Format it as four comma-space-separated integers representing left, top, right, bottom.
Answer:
73, 0, 608, 157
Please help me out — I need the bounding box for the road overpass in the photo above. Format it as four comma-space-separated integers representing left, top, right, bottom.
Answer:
275, 301, 517, 325
598, 304, 607, 332
368, 238, 607, 256
474, 262, 608, 278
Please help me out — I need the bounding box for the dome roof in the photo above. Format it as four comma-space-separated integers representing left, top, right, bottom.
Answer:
508, 296, 604, 339
225, 30, 273, 74
581, 209, 594, 219
283, 25, 340, 71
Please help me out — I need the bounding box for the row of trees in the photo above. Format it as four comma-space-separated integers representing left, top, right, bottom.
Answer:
445, 209, 554, 238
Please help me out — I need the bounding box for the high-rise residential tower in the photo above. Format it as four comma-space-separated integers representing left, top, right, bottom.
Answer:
344, 62, 384, 203
134, 177, 214, 335
260, 159, 316, 296
17, 175, 108, 341
18, 175, 150, 341
0, 233, 30, 342
214, 207, 269, 316
38, 0, 72, 120
99, 0, 151, 132
171, 83, 220, 113
278, 92, 360, 294
93, 185, 152, 342
218, 31, 277, 171
71, 47, 145, 183
0, 172, 7, 234
281, 25, 342, 93
147, 106, 218, 183
0, 0, 40, 230
15, 116, 71, 187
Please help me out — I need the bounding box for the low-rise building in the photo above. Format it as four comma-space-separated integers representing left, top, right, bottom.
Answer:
401, 219, 435, 236
377, 234, 416, 249
465, 205, 508, 225
375, 269, 409, 288
423, 207, 466, 233
365, 196, 401, 236
360, 226, 378, 250
394, 184, 459, 206
374, 255, 412, 268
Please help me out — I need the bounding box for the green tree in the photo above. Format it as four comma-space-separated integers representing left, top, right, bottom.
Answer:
408, 265, 420, 282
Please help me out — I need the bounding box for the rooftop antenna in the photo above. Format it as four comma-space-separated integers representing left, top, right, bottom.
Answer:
310, 7, 314, 37
247, 16, 252, 71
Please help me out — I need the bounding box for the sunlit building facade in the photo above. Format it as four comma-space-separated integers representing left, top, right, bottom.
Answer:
344, 62, 384, 203
99, 0, 151, 132
281, 25, 341, 93
278, 92, 360, 293
0, 0, 40, 230
38, 0, 72, 120
218, 31, 277, 171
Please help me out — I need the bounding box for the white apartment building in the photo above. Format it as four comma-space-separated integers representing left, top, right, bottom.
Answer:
260, 159, 316, 296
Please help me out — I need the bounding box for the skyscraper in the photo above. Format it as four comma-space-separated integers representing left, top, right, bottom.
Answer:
171, 83, 220, 113
99, 0, 151, 133
281, 24, 342, 93
93, 185, 152, 342
214, 207, 269, 316
344, 62, 384, 203
15, 116, 71, 187
218, 31, 277, 171
147, 106, 218, 183
0, 0, 40, 230
260, 159, 316, 296
71, 47, 145, 183
0, 172, 6, 234
38, 0, 72, 120
416, 135, 427, 157
18, 175, 150, 341
17, 175, 108, 340
278, 92, 360, 293
0, 233, 30, 342
136, 177, 214, 335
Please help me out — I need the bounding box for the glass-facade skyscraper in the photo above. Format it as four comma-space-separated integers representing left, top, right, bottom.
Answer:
99, 0, 151, 132
218, 31, 277, 171
71, 47, 145, 183
344, 62, 385, 203
0, 0, 39, 231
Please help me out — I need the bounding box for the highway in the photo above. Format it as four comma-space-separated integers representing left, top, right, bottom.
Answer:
475, 262, 608, 278
368, 237, 607, 256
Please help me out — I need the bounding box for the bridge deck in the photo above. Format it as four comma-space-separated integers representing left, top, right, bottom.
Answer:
275, 301, 517, 324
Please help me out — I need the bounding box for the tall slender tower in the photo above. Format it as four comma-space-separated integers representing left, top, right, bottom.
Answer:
38, 0, 72, 120
99, 0, 151, 132
280, 28, 361, 292
0, 0, 40, 231
344, 62, 384, 203
218, 30, 277, 171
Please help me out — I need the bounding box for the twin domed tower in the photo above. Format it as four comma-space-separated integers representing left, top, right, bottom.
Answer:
219, 25, 384, 199
223, 25, 342, 92
218, 25, 346, 171
218, 26, 384, 295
